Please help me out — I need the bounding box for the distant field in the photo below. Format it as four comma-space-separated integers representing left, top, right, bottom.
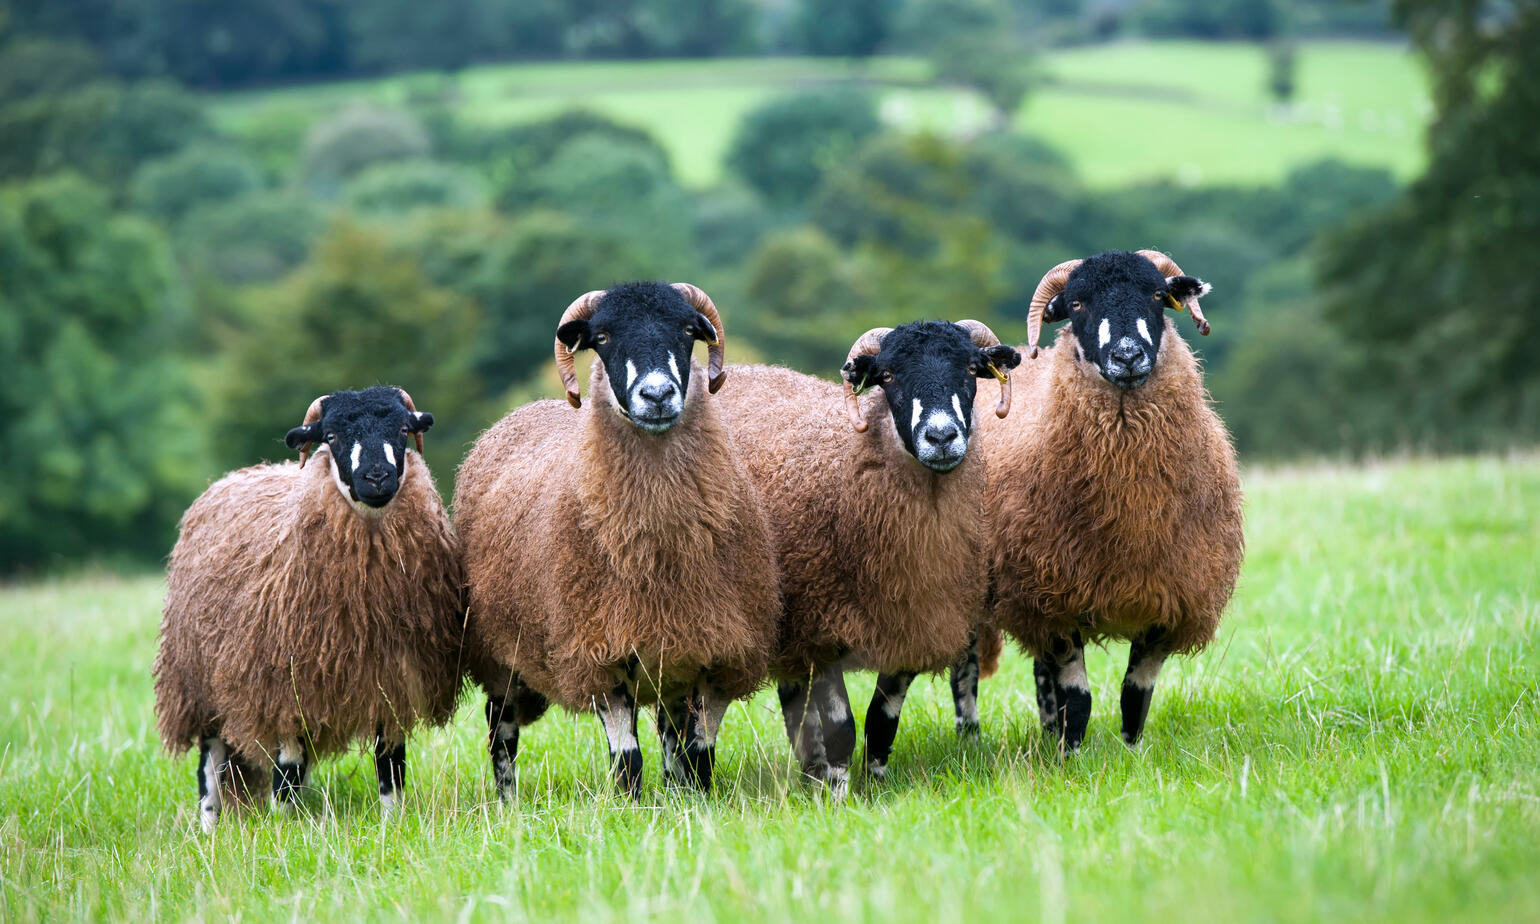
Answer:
210, 42, 1427, 189
3, 456, 1536, 921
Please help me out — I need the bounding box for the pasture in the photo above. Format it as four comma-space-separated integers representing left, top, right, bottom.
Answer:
211, 41, 1427, 189
1, 455, 1536, 921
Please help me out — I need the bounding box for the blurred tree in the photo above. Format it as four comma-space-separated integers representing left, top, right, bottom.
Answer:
1266, 37, 1297, 103
726, 90, 882, 207
792, 0, 897, 56
175, 193, 326, 286
0, 173, 202, 572
739, 226, 880, 372
298, 102, 431, 198
129, 144, 264, 226
691, 184, 775, 267
0, 37, 101, 104
1133, 0, 1285, 39
344, 159, 488, 215
213, 221, 484, 482
1318, 0, 1540, 452
0, 79, 213, 188
486, 110, 672, 210
932, 31, 1038, 128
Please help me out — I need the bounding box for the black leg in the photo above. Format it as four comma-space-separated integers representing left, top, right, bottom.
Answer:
949, 630, 982, 737
864, 671, 915, 781
1048, 632, 1091, 753
778, 679, 827, 780
374, 728, 406, 816
595, 675, 642, 799
196, 735, 225, 834
811, 665, 856, 799
1120, 627, 1170, 747
272, 738, 307, 810
684, 686, 729, 794
1033, 657, 1060, 736
486, 693, 521, 802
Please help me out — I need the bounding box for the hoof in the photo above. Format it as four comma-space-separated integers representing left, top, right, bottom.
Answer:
956, 720, 981, 739
199, 804, 220, 835
866, 759, 887, 782
824, 766, 850, 802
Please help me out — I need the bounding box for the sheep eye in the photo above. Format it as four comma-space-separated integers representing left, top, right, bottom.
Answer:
1070, 300, 1083, 311
1153, 292, 1166, 302
880, 371, 894, 384
967, 362, 980, 375
594, 333, 610, 346
325, 432, 337, 442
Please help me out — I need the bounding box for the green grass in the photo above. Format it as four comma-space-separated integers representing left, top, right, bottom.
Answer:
3, 455, 1537, 921
210, 42, 1427, 189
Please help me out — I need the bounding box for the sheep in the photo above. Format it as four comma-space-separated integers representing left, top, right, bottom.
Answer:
972, 249, 1244, 752
455, 281, 779, 800
153, 386, 463, 833
715, 320, 1020, 793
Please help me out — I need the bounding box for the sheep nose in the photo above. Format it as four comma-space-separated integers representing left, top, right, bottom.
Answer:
1111, 341, 1143, 366
360, 468, 389, 486
923, 422, 960, 447
638, 381, 677, 405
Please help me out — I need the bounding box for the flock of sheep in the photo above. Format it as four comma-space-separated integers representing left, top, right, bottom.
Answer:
152, 249, 1244, 832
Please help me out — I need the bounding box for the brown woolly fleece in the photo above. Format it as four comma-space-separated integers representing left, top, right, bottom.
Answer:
979, 323, 1243, 656
454, 360, 779, 712
153, 448, 465, 766
718, 365, 991, 679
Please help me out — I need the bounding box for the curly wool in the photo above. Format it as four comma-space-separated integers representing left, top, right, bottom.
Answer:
153, 449, 465, 765
455, 360, 780, 712
981, 323, 1243, 656
720, 364, 991, 678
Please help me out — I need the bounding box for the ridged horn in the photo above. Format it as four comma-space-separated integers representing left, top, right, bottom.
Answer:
671, 283, 727, 394
841, 327, 892, 433
296, 395, 325, 469
1137, 249, 1211, 336
394, 387, 425, 455
554, 290, 608, 408
1026, 259, 1084, 358
954, 319, 1013, 419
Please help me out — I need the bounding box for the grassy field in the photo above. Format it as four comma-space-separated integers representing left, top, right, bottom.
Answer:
211, 42, 1427, 189
2, 455, 1537, 921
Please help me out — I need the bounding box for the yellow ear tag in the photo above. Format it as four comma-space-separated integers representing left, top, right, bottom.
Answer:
986, 362, 1009, 384
1165, 293, 1186, 312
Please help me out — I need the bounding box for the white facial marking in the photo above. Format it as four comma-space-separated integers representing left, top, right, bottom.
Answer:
1098, 318, 1111, 348
911, 398, 923, 433
668, 352, 681, 384
952, 394, 965, 428
1137, 318, 1153, 344
383, 442, 396, 469
625, 359, 637, 389
350, 442, 362, 472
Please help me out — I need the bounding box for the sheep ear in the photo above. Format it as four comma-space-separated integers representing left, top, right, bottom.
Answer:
688, 312, 719, 345
975, 345, 1021, 377
1043, 292, 1071, 323
285, 422, 324, 450
843, 354, 881, 394
1165, 275, 1211, 302
556, 319, 593, 351
405, 411, 434, 434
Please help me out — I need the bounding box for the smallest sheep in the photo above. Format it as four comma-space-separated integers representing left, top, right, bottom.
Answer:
153, 386, 464, 833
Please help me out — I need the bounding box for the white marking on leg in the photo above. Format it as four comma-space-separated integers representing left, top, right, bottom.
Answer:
825, 765, 850, 801
668, 352, 681, 384
350, 442, 362, 472
1127, 653, 1165, 689
599, 694, 639, 753
380, 789, 399, 819
383, 442, 395, 469
1058, 650, 1090, 693
866, 759, 887, 781
1098, 319, 1111, 348
626, 359, 638, 389
1137, 318, 1153, 344
911, 398, 922, 433
200, 738, 225, 835
823, 689, 850, 725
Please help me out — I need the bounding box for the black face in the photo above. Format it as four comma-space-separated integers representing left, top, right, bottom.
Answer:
1044, 251, 1210, 390
556, 282, 719, 435
284, 386, 434, 508
844, 321, 1021, 472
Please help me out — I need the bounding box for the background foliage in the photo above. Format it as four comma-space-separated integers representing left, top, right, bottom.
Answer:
2, 0, 1534, 573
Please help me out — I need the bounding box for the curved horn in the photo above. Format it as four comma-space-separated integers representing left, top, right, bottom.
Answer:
955, 319, 1013, 419
1026, 259, 1084, 359
1137, 249, 1210, 336
671, 283, 727, 394
296, 395, 325, 469
394, 387, 425, 455
840, 327, 892, 433
553, 289, 608, 408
